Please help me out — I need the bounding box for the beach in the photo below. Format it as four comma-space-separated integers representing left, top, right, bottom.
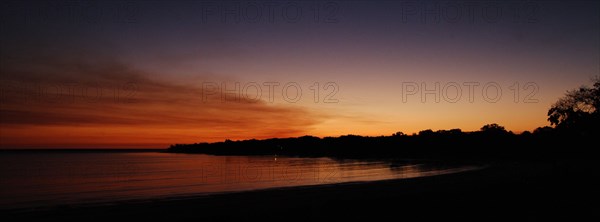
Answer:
3, 159, 598, 221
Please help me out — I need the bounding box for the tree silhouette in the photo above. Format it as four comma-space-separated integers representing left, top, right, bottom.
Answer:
547, 77, 600, 135
533, 126, 554, 135
480, 123, 507, 133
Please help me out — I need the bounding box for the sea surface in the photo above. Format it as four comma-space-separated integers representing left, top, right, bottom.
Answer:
0, 151, 479, 210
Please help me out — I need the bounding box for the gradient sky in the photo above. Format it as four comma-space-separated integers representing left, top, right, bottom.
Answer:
1, 0, 599, 148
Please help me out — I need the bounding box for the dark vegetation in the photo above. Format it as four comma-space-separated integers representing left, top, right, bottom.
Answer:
168, 126, 592, 159
169, 78, 600, 160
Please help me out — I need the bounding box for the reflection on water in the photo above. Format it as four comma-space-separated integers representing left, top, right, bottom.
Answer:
0, 152, 479, 209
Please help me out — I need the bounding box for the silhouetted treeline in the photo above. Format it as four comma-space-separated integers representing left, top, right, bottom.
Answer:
168, 126, 595, 159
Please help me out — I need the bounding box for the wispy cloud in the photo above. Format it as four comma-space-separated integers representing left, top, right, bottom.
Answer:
0, 49, 324, 148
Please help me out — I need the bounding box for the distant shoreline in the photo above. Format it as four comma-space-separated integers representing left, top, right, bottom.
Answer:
0, 149, 166, 153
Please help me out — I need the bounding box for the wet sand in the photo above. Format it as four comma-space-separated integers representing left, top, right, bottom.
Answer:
2, 160, 599, 221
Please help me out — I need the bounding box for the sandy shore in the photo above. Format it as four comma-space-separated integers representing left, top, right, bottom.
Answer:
2, 160, 599, 221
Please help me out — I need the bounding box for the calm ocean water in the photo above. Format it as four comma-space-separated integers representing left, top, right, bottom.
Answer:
0, 151, 479, 210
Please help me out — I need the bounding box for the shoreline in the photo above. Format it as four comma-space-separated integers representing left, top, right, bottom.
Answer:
2, 164, 485, 213
3, 159, 599, 221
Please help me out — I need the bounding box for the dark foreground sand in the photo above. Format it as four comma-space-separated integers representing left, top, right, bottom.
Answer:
2, 159, 599, 221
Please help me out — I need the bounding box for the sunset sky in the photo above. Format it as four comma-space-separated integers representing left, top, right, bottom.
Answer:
1, 0, 599, 148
